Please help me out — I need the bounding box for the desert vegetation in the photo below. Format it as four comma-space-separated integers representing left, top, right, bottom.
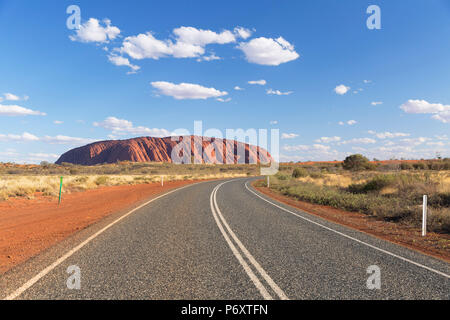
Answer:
0, 161, 262, 201
257, 156, 450, 234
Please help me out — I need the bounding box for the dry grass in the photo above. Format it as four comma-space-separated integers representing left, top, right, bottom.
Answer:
0, 172, 249, 201
260, 169, 450, 234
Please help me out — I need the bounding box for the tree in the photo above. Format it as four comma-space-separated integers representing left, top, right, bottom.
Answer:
343, 154, 371, 171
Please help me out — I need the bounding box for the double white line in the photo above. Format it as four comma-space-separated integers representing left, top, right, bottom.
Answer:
210, 181, 289, 300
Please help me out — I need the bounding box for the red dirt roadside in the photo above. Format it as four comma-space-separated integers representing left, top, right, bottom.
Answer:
253, 182, 450, 263
0, 180, 201, 274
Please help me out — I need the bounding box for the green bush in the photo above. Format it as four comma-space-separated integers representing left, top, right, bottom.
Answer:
348, 175, 396, 194
94, 176, 109, 186
343, 154, 371, 171
292, 168, 307, 178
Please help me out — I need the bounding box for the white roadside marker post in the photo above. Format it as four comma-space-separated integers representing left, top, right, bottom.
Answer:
161, 176, 164, 187
267, 176, 270, 188
422, 195, 427, 237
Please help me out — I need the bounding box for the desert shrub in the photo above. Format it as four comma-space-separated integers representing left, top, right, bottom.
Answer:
309, 172, 324, 179
343, 154, 371, 171
275, 173, 289, 180
348, 174, 396, 194
94, 176, 109, 186
292, 168, 307, 178
413, 162, 426, 170
400, 163, 413, 170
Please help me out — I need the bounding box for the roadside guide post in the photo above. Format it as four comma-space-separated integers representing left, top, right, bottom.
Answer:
422, 195, 427, 236
58, 176, 63, 205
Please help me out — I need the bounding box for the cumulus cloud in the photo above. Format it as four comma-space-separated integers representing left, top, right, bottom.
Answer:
0, 132, 39, 142
234, 27, 253, 39
120, 26, 246, 61
283, 144, 331, 152
94, 116, 171, 137
340, 138, 376, 145
234, 86, 244, 91
150, 81, 227, 100
266, 89, 293, 96
41, 135, 96, 145
108, 54, 140, 73
334, 84, 350, 95
3, 93, 20, 101
368, 131, 410, 139
0, 104, 46, 116
339, 120, 357, 126
248, 80, 266, 86
281, 133, 299, 139
400, 99, 450, 123
70, 18, 120, 43
238, 37, 299, 66
315, 136, 341, 143
216, 97, 232, 103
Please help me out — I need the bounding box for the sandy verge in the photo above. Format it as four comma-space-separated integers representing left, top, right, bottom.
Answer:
253, 182, 450, 262
0, 180, 202, 274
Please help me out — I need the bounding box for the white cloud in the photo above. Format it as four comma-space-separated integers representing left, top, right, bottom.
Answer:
70, 18, 120, 43
234, 27, 252, 39
216, 97, 232, 103
315, 136, 341, 143
281, 133, 299, 139
371, 101, 383, 106
283, 144, 331, 152
339, 120, 357, 126
334, 84, 350, 95
28, 153, 59, 159
248, 80, 266, 85
41, 135, 96, 145
3, 93, 20, 101
0, 104, 46, 116
173, 26, 235, 46
368, 131, 410, 139
238, 37, 299, 66
270, 120, 278, 125
150, 81, 227, 100
266, 89, 293, 96
431, 110, 450, 123
363, 80, 372, 84
400, 99, 449, 114
197, 54, 221, 62
53, 120, 64, 125
0, 132, 39, 142
340, 138, 376, 145
234, 86, 244, 91
94, 116, 171, 137
108, 54, 140, 73
400, 99, 450, 124
120, 26, 240, 61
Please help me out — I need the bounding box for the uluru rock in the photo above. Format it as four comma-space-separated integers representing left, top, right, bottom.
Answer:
55, 136, 272, 165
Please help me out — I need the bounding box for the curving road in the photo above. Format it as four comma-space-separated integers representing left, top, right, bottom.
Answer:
1, 178, 449, 300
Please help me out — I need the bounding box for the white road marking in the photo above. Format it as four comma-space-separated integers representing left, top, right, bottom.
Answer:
245, 181, 450, 279
210, 184, 273, 300
4, 182, 208, 300
211, 181, 289, 300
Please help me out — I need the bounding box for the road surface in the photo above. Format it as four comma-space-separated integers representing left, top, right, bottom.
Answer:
1, 178, 449, 299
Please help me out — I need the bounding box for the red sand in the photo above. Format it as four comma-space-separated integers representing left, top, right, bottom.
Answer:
0, 180, 200, 274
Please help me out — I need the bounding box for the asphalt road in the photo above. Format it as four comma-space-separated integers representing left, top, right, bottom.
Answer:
1, 178, 449, 300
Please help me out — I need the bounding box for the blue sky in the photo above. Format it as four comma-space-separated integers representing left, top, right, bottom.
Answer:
0, 0, 449, 163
